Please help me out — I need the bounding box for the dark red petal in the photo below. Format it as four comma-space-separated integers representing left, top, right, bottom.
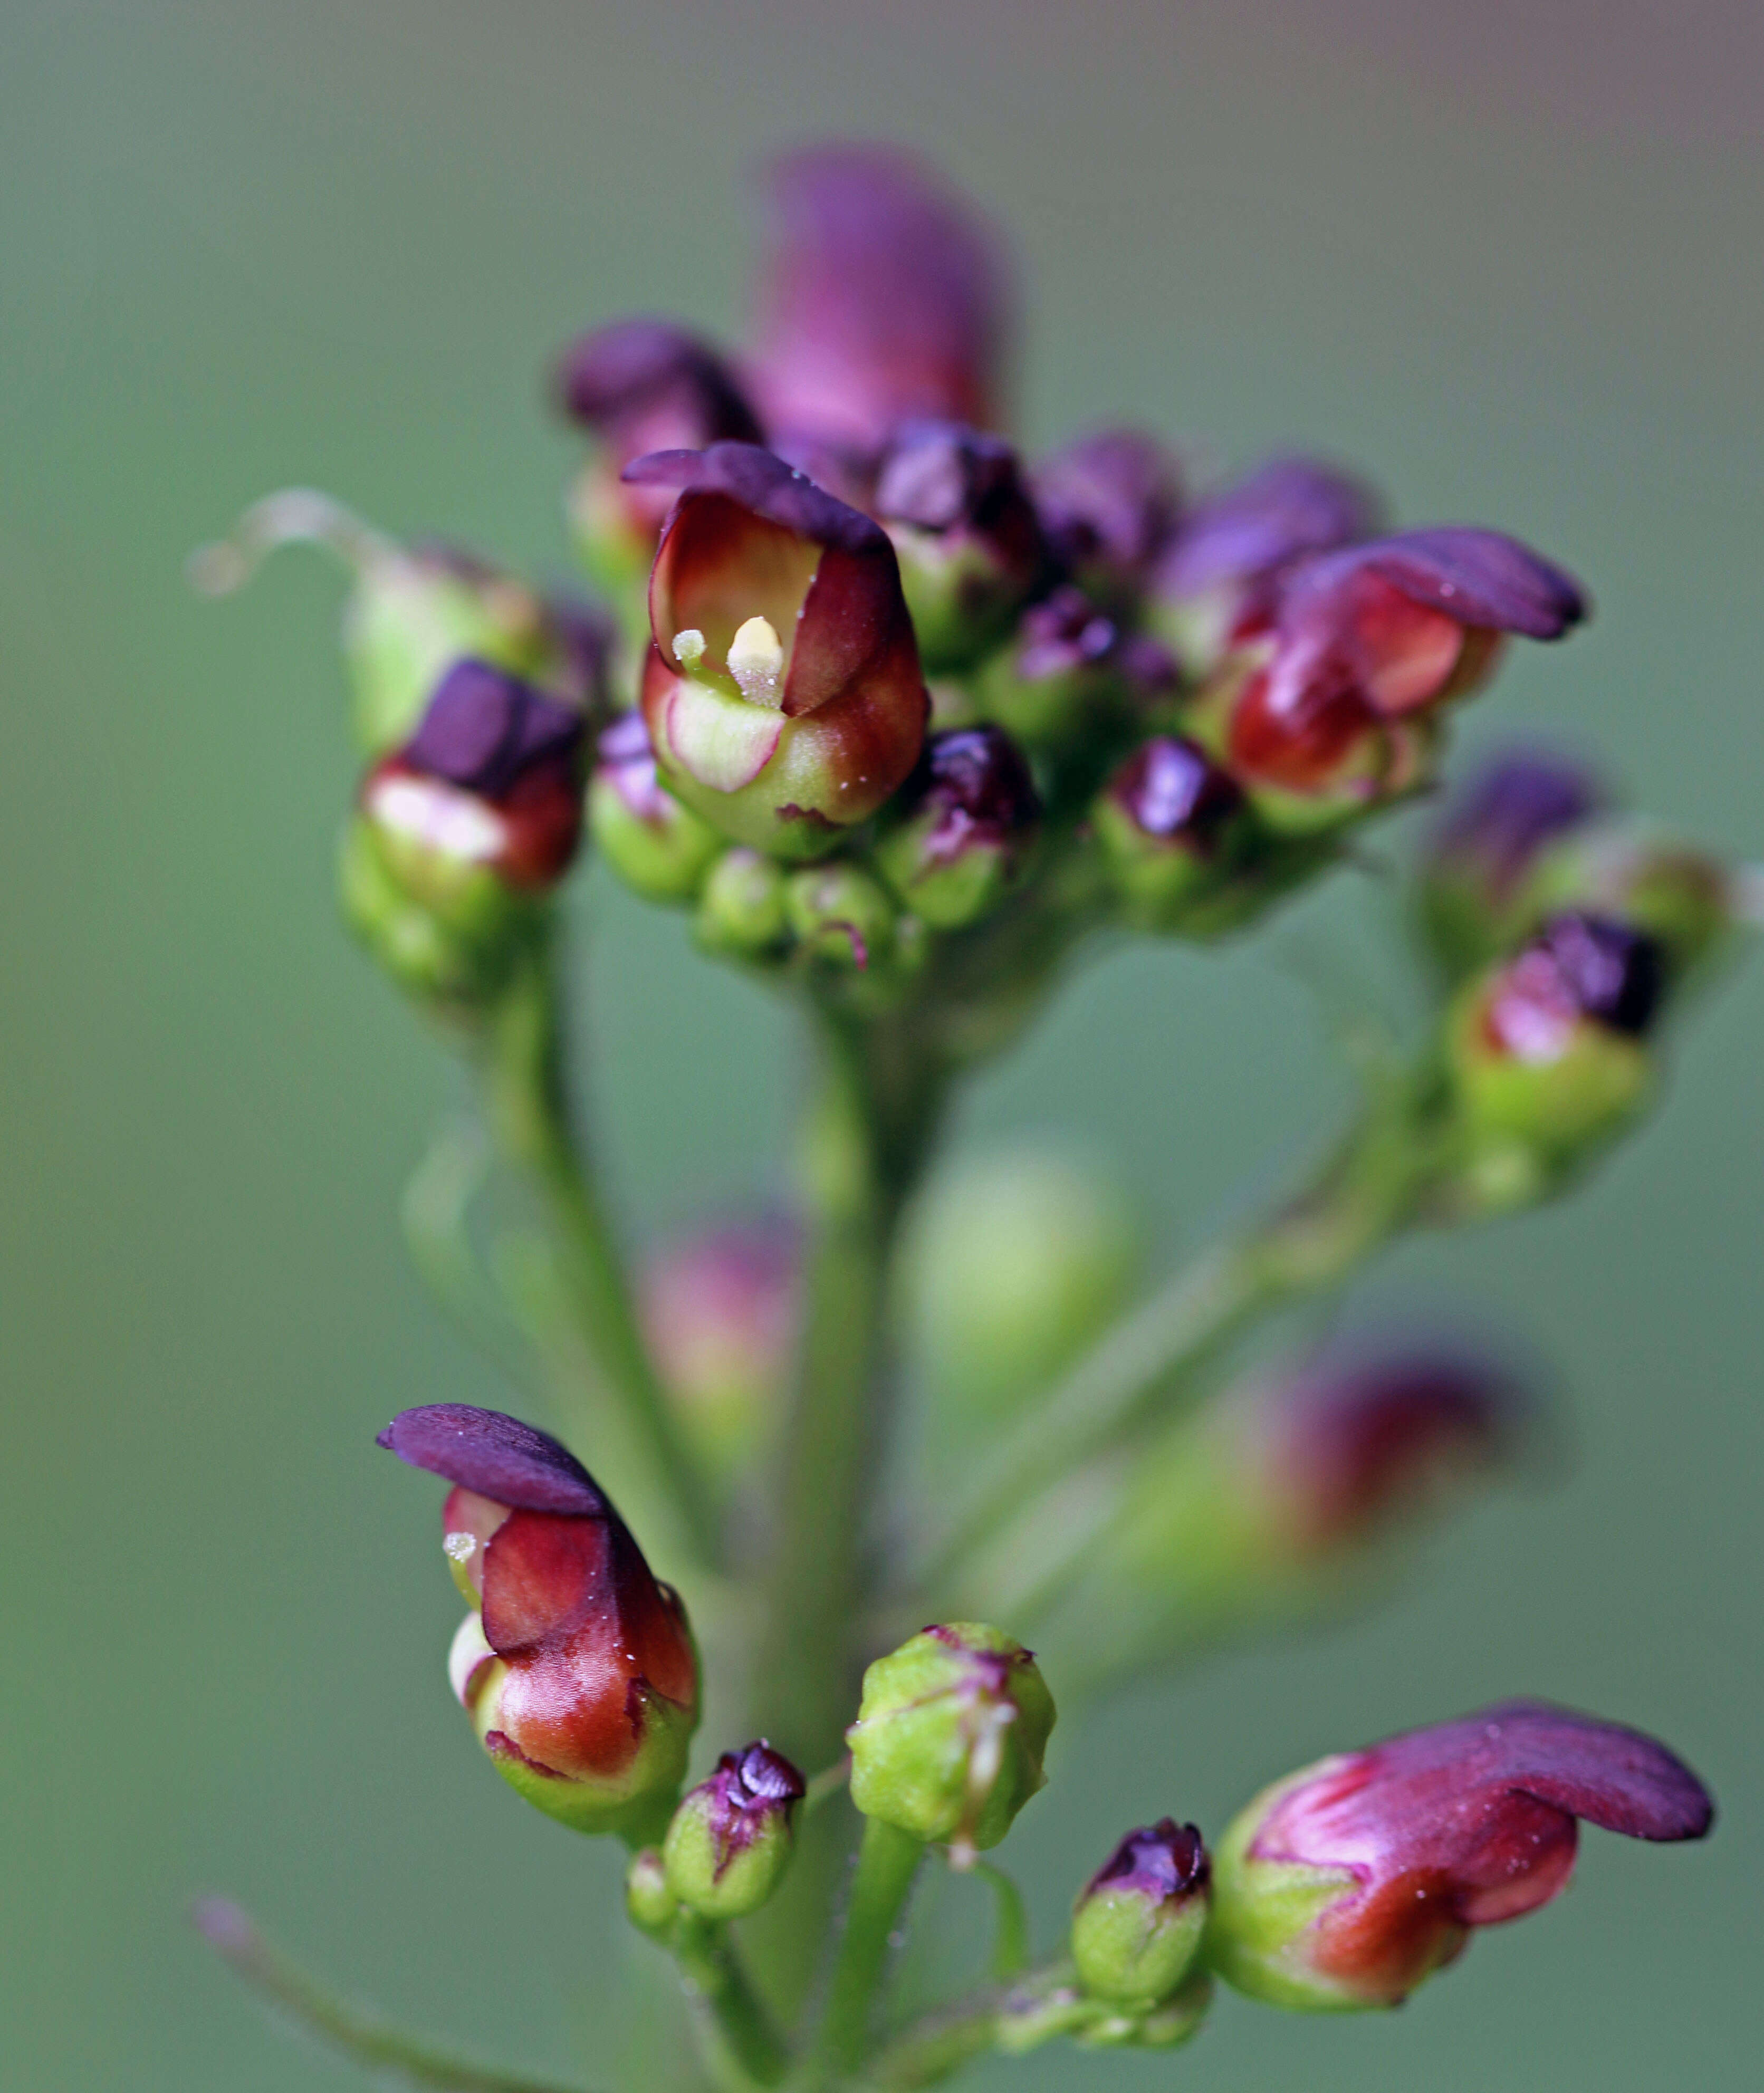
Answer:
479, 1507, 612, 1655
753, 143, 1013, 448
785, 538, 921, 719
1289, 529, 1588, 640
376, 1405, 608, 1516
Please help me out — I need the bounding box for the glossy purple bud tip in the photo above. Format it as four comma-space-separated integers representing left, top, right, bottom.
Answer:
719, 1740, 808, 1812
404, 661, 584, 798
1530, 912, 1666, 1036
376, 1404, 608, 1518
900, 726, 1041, 846
1109, 736, 1244, 844
1090, 1819, 1210, 1904
1015, 585, 1118, 680
1032, 429, 1183, 580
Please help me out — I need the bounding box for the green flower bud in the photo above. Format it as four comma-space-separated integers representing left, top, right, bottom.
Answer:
625, 1846, 678, 1937
660, 1742, 807, 1919
847, 1624, 1056, 1857
1075, 1973, 1213, 2050
695, 848, 792, 961
874, 726, 1042, 930
784, 862, 902, 973
1093, 736, 1250, 930
589, 713, 723, 903
1071, 1820, 1211, 2008
904, 1147, 1141, 1421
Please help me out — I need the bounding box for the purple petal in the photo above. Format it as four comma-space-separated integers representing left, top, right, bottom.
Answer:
554, 318, 762, 448
404, 661, 584, 797
874, 420, 1023, 533
753, 144, 1012, 449
625, 441, 888, 557
376, 1404, 608, 1516
1294, 528, 1589, 639
1159, 455, 1383, 598
1433, 747, 1605, 887
1031, 429, 1183, 579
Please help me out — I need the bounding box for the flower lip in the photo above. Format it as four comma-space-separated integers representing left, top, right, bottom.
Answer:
403, 660, 585, 800
554, 318, 762, 447
376, 1404, 609, 1518
754, 142, 1012, 450
624, 441, 888, 559
1158, 455, 1382, 600
1090, 1819, 1210, 1903
1285, 528, 1589, 642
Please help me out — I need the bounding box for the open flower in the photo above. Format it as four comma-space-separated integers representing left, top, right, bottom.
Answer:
1222, 527, 1588, 821
378, 1404, 698, 1840
1209, 1701, 1713, 2009
753, 143, 1013, 454
629, 442, 928, 855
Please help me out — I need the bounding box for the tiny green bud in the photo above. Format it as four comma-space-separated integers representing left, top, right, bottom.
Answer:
660, 1741, 807, 1920
589, 713, 723, 903
695, 848, 791, 960
784, 862, 900, 972
874, 726, 1042, 930
1071, 1820, 1211, 2008
1075, 1972, 1213, 2050
847, 1624, 1056, 1858
625, 1846, 678, 1937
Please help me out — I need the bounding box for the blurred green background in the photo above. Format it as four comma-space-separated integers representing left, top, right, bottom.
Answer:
4, 2, 1760, 2087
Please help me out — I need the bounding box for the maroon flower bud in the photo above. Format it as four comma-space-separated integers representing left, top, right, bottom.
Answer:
639, 1214, 799, 1472
1094, 736, 1248, 926
555, 320, 763, 582
876, 725, 1043, 927
379, 1404, 699, 1839
1031, 430, 1184, 607
630, 443, 928, 855
364, 659, 587, 891
1223, 528, 1588, 821
1211, 1701, 1713, 2009
1155, 455, 1383, 671
1071, 1820, 1211, 2006
662, 1740, 808, 1918
753, 144, 1012, 454
1420, 747, 1605, 974
873, 421, 1048, 671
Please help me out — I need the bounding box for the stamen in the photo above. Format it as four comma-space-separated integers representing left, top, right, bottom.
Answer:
672, 628, 707, 671
727, 615, 785, 708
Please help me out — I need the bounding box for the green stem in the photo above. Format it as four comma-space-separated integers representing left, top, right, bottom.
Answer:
922, 1070, 1437, 1596
195, 1899, 588, 2093
670, 1914, 792, 2090
971, 1863, 1030, 1982
476, 927, 718, 1571
864, 1964, 1092, 2090
808, 1819, 926, 2087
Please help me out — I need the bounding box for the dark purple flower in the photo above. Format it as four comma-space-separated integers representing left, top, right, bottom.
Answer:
629, 443, 927, 854
1032, 430, 1184, 599
753, 145, 1013, 453
378, 1405, 698, 1836
1212, 1701, 1713, 2008
364, 660, 587, 888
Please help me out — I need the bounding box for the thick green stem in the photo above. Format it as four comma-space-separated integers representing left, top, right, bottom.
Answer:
922, 1072, 1437, 1596
807, 1819, 926, 2087
476, 929, 719, 1571
670, 1915, 792, 2091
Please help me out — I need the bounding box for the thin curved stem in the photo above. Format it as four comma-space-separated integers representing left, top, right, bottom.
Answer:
476, 926, 720, 1572
805, 1819, 926, 2088
863, 1962, 1092, 2090
669, 1914, 793, 2091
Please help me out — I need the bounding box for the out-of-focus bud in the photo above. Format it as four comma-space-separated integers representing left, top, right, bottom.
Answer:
625, 1846, 678, 1937
1219, 529, 1588, 829
903, 1147, 1141, 1421
1092, 735, 1249, 929
1071, 1820, 1211, 2008
1153, 456, 1383, 676
555, 320, 763, 596
342, 660, 587, 1005
847, 1623, 1056, 1859
784, 861, 916, 986
1521, 818, 1749, 987
1444, 910, 1666, 1207
872, 421, 1047, 672
1031, 430, 1183, 612
972, 585, 1143, 751
1418, 747, 1606, 976
661, 1740, 807, 1919
639, 1215, 799, 1474
753, 144, 1012, 455
191, 492, 612, 757
378, 1404, 699, 1841
874, 725, 1042, 928
1209, 1701, 1713, 2010
630, 444, 928, 856
695, 846, 792, 962
588, 711, 723, 904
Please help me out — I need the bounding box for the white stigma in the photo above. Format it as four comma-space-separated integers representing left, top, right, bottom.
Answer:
671, 627, 707, 671
727, 615, 785, 708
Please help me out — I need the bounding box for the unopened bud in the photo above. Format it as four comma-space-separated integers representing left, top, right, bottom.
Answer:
695, 847, 792, 962
874, 422, 1047, 673
662, 1741, 807, 1919
1071, 1820, 1211, 2008
1031, 429, 1183, 612
972, 585, 1130, 749
784, 861, 903, 973
1094, 736, 1249, 928
847, 1624, 1056, 1859
875, 726, 1042, 928
588, 712, 723, 903
625, 1846, 678, 1937
1522, 818, 1747, 985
